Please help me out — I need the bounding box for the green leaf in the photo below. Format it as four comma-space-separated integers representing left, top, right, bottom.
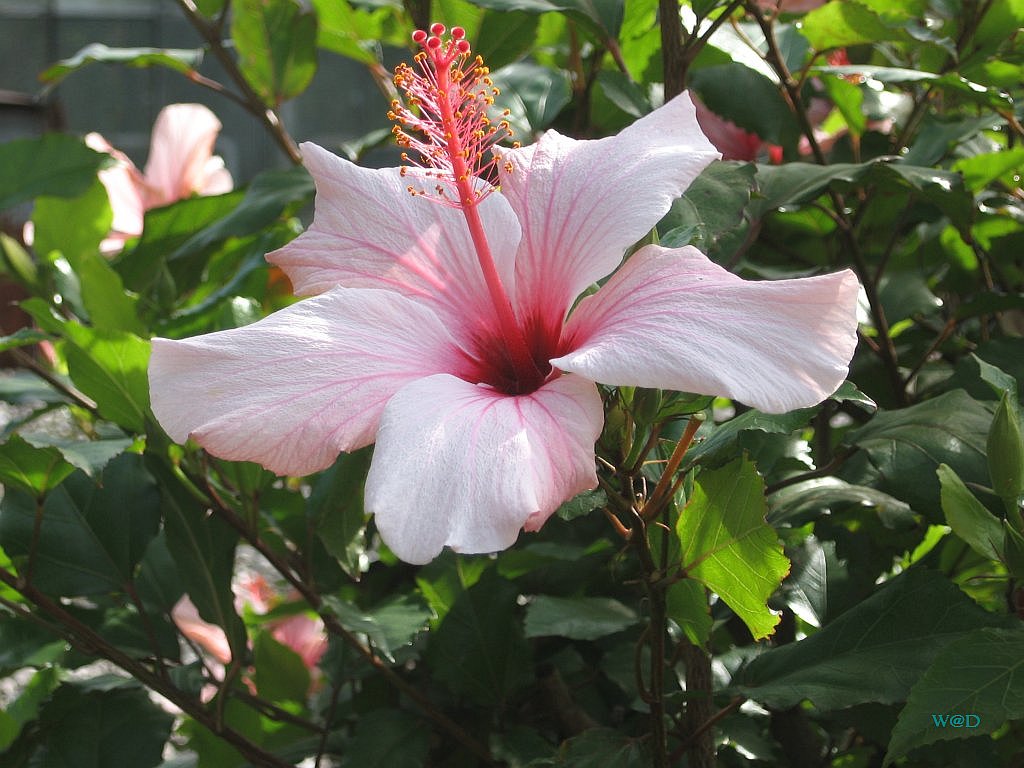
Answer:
524, 595, 637, 640
800, 0, 909, 50
822, 74, 866, 135
0, 433, 75, 495
157, 460, 245, 655
0, 134, 107, 211
232, 0, 318, 107
666, 579, 712, 646
734, 568, 1011, 709
33, 683, 174, 768
427, 569, 531, 704
885, 628, 1024, 764
339, 710, 430, 768
938, 464, 1004, 561
323, 594, 432, 662
661, 161, 756, 257
40, 43, 204, 84
596, 70, 651, 119
845, 391, 993, 516
310, 448, 371, 578
310, 0, 393, 64
491, 63, 572, 134
0, 620, 65, 671
769, 477, 915, 529
0, 667, 60, 751
465, 0, 624, 39
554, 728, 651, 767
31, 178, 111, 263
955, 148, 1024, 192
988, 391, 1024, 508
476, 10, 540, 69
119, 166, 312, 296
253, 631, 310, 704
555, 489, 607, 522
20, 430, 134, 479
678, 457, 790, 639
0, 454, 160, 597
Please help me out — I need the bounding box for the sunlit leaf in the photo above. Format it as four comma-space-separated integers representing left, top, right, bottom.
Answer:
678, 457, 790, 639
40, 43, 204, 84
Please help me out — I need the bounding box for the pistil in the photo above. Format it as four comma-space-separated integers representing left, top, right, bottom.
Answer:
390, 24, 546, 393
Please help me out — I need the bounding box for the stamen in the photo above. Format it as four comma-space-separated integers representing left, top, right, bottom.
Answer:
388, 24, 545, 393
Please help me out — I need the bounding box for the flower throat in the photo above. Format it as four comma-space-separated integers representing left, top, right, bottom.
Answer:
389, 24, 550, 395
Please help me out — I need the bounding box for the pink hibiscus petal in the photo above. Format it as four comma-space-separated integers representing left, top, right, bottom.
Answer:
366, 373, 603, 564
268, 143, 520, 347
149, 287, 467, 476
85, 132, 146, 243
498, 92, 719, 334
554, 245, 861, 413
143, 103, 226, 208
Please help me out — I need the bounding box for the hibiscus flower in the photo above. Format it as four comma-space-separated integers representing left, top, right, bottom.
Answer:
87, 103, 232, 253
149, 26, 859, 564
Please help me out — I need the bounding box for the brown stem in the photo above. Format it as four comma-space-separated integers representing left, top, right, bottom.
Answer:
201, 479, 499, 766
174, 0, 302, 164
681, 641, 715, 768
659, 0, 687, 99
645, 415, 704, 518
0, 570, 295, 768
9, 347, 96, 412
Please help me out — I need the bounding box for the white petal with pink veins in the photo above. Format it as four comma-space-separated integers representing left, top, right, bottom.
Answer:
554, 245, 861, 413
366, 373, 603, 564
498, 92, 719, 333
268, 143, 521, 347
149, 287, 465, 476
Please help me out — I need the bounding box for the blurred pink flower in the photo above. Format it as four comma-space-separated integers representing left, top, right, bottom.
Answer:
149, 27, 860, 564
172, 576, 327, 673
87, 103, 232, 253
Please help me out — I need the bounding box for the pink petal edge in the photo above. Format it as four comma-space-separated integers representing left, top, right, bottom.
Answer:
554, 244, 861, 413
149, 287, 466, 476
365, 373, 603, 564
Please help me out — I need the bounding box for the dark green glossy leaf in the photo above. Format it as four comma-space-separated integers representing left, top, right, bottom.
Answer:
476, 10, 540, 69
310, 448, 371, 579
0, 454, 160, 596
554, 728, 651, 767
339, 710, 430, 768
524, 595, 637, 640
661, 161, 756, 257
40, 43, 204, 84
427, 569, 531, 704
734, 568, 1010, 709
156, 460, 245, 656
32, 683, 174, 768
465, 0, 623, 39
232, 0, 319, 107
0, 620, 65, 671
491, 63, 572, 134
845, 391, 993, 516
0, 134, 107, 211
679, 457, 790, 639
323, 593, 432, 662
886, 628, 1024, 764
769, 477, 915, 529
